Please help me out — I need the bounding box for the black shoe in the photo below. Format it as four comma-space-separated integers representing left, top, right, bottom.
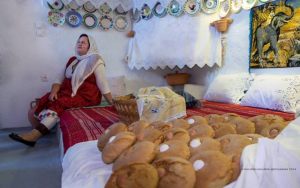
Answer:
9, 133, 36, 147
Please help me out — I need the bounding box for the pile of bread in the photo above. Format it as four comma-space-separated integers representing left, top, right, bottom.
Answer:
97, 113, 290, 188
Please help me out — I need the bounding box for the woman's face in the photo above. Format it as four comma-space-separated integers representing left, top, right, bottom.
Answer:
76, 36, 90, 55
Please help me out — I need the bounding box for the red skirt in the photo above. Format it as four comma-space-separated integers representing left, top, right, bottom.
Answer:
35, 78, 101, 117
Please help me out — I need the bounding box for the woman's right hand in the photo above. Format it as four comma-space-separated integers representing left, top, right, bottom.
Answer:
49, 92, 58, 101
49, 83, 61, 101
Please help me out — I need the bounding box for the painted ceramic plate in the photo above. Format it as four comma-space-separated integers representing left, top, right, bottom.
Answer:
99, 3, 112, 15
141, 4, 153, 20
242, 0, 257, 10
184, 0, 201, 16
153, 2, 167, 18
167, 0, 183, 17
231, 0, 242, 13
259, 0, 269, 2
219, 0, 231, 18
83, 1, 97, 13
48, 10, 65, 27
83, 13, 98, 29
131, 8, 141, 23
47, 0, 64, 10
99, 15, 113, 31
114, 5, 128, 15
113, 15, 128, 32
201, 0, 220, 14
66, 0, 80, 10
65, 10, 82, 27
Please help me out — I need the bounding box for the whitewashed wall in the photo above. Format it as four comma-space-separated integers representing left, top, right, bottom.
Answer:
0, 0, 169, 129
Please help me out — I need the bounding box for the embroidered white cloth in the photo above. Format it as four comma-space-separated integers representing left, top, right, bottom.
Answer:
136, 87, 186, 123
127, 9, 222, 70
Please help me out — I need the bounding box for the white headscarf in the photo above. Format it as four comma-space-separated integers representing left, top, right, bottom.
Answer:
71, 34, 105, 97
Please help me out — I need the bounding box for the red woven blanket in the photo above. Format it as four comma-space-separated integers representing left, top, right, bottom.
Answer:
60, 101, 295, 153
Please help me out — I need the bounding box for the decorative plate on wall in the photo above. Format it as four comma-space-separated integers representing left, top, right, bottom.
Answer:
48, 10, 65, 27
66, 0, 80, 10
114, 5, 128, 15
83, 1, 97, 13
259, 0, 269, 2
242, 0, 257, 10
99, 15, 113, 31
167, 0, 183, 17
201, 0, 220, 14
99, 3, 112, 15
83, 13, 98, 29
131, 8, 141, 23
47, 0, 64, 10
184, 0, 201, 16
113, 15, 128, 32
231, 0, 242, 13
219, 0, 231, 18
153, 2, 167, 18
65, 10, 82, 27
141, 4, 153, 20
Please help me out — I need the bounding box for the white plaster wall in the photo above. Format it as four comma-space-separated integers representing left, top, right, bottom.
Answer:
0, 0, 169, 129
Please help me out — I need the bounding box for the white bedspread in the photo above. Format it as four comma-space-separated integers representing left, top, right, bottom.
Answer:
62, 118, 300, 188
62, 141, 112, 188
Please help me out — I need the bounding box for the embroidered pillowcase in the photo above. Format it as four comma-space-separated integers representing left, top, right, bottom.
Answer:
240, 75, 300, 113
204, 73, 252, 104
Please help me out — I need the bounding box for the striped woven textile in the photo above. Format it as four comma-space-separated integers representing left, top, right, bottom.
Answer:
60, 101, 295, 153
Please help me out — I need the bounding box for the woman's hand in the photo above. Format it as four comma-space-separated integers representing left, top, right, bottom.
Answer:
49, 92, 58, 101
49, 83, 61, 101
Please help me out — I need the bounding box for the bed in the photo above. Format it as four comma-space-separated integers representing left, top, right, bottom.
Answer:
59, 100, 299, 188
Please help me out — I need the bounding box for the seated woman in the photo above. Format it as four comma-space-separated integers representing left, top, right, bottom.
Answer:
9, 34, 113, 147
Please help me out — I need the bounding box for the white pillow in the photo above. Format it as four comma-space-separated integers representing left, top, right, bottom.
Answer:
240, 75, 300, 113
204, 73, 252, 104
107, 76, 127, 97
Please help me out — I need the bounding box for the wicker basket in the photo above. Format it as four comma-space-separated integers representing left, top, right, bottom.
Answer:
210, 18, 233, 33
112, 94, 139, 125
164, 72, 190, 86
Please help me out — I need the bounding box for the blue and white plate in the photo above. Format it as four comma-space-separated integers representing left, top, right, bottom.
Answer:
201, 0, 220, 14
99, 15, 113, 31
167, 0, 183, 17
141, 4, 153, 20
65, 10, 82, 27
47, 0, 64, 10
113, 15, 128, 32
184, 0, 201, 16
153, 2, 167, 18
83, 13, 97, 29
